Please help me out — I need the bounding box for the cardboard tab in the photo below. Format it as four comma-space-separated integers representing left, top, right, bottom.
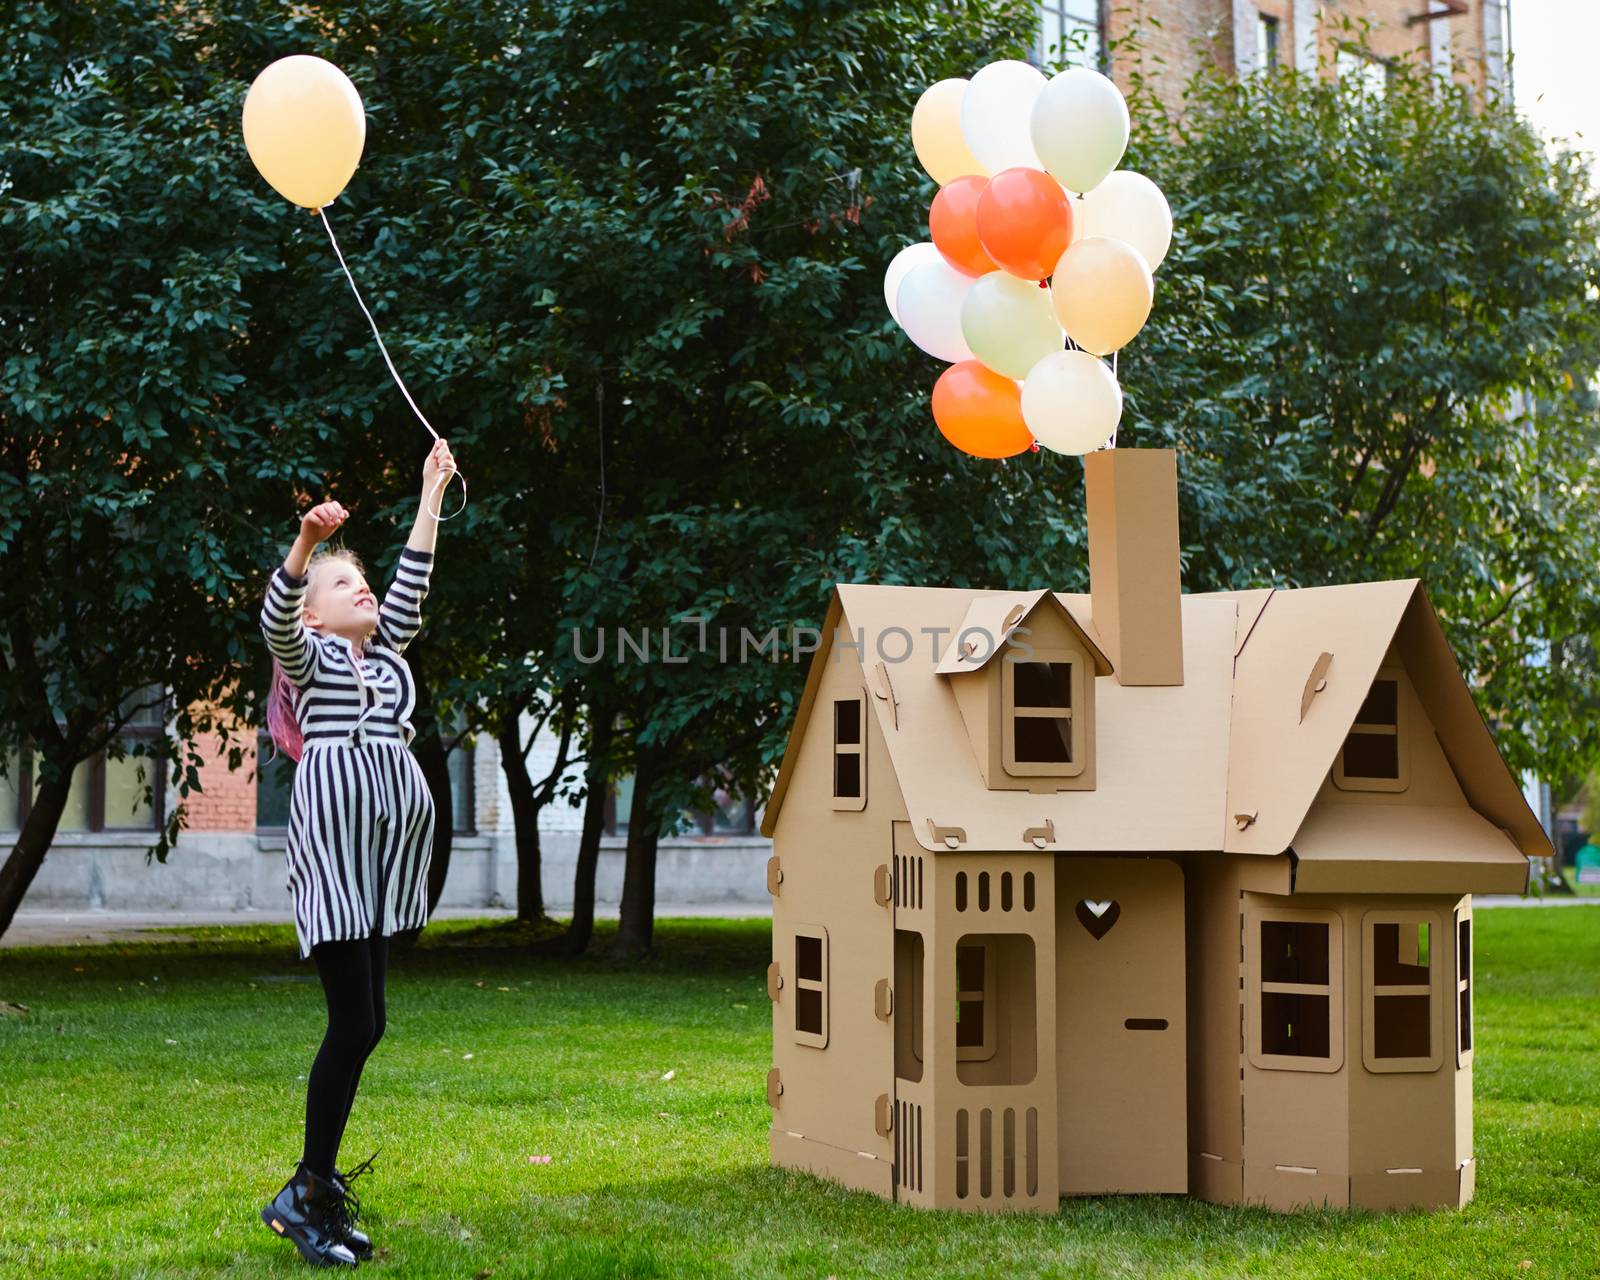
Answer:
873, 863, 892, 908
766, 855, 783, 895
767, 961, 783, 1001
874, 978, 893, 1021
766, 1067, 783, 1108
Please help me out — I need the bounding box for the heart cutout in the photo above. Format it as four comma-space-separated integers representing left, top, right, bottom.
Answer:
1076, 898, 1121, 940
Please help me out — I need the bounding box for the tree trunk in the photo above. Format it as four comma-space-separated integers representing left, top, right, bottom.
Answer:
615, 743, 667, 957
498, 716, 546, 922
560, 737, 611, 956
0, 770, 73, 940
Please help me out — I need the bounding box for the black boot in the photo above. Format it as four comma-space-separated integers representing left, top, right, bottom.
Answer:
329, 1149, 380, 1261
261, 1162, 360, 1268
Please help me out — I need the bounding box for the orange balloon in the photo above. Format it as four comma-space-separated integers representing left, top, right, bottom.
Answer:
931, 361, 1034, 459
929, 176, 996, 278
975, 167, 1074, 282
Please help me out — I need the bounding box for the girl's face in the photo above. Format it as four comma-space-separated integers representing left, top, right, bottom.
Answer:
304, 558, 378, 641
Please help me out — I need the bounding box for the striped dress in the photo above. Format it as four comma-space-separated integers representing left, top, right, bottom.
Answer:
259, 547, 438, 960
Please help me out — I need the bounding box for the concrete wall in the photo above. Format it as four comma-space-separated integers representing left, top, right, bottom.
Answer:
19, 829, 773, 915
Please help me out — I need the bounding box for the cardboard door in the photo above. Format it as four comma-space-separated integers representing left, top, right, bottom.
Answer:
1056, 855, 1187, 1195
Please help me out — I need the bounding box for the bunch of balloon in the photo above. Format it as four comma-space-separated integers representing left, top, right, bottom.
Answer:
885, 61, 1173, 459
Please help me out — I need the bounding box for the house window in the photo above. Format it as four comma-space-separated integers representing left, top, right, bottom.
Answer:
1363, 911, 1445, 1073
895, 928, 925, 1083
955, 933, 1038, 1085
1002, 651, 1086, 777
1334, 669, 1408, 792
4, 687, 166, 834
793, 925, 829, 1048
1456, 908, 1474, 1066
832, 692, 867, 811
955, 939, 996, 1059
1257, 13, 1280, 71
1033, 0, 1105, 71
446, 738, 477, 836
1247, 908, 1344, 1072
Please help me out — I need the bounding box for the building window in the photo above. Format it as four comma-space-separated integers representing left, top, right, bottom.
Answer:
256, 729, 295, 831
3, 687, 166, 834
1247, 908, 1344, 1072
446, 738, 477, 836
1034, 0, 1105, 71
832, 692, 867, 811
1456, 907, 1474, 1066
603, 770, 755, 837
1336, 46, 1391, 97
1002, 651, 1086, 777
1362, 911, 1445, 1073
1334, 669, 1408, 792
1257, 13, 1280, 71
793, 924, 829, 1048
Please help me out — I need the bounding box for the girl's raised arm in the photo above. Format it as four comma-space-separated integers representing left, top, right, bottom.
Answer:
261, 501, 347, 686
376, 441, 453, 654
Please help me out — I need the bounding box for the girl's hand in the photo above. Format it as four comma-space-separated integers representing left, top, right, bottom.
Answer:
301, 501, 349, 545
422, 439, 456, 494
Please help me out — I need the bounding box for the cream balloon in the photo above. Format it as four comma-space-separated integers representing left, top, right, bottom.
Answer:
912, 79, 987, 185
242, 55, 366, 209
960, 272, 1064, 380
1021, 350, 1123, 454
1071, 171, 1173, 270
1049, 236, 1153, 356
960, 60, 1047, 175
1030, 67, 1129, 195
896, 259, 977, 363
884, 243, 944, 325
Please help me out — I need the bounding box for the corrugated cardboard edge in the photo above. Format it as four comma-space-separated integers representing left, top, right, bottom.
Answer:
760, 588, 843, 838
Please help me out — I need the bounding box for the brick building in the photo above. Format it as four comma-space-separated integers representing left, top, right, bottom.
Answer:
1040, 0, 1511, 98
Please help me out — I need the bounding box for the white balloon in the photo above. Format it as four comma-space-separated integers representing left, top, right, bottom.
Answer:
1030, 67, 1129, 195
960, 272, 1064, 380
961, 60, 1048, 175
1072, 171, 1173, 269
896, 259, 977, 363
1021, 349, 1123, 454
884, 243, 944, 325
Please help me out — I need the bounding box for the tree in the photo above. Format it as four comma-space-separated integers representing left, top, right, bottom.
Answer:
1115, 21, 1600, 784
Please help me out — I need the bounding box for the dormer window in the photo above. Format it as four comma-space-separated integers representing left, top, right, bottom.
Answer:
1002, 650, 1087, 777
1334, 667, 1408, 792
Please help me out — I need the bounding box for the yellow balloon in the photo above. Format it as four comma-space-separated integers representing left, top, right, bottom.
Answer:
242, 55, 366, 209
912, 79, 988, 186
1049, 236, 1153, 356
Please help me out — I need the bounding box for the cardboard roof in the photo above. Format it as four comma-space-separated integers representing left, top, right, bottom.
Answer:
762, 577, 1552, 869
932, 589, 1113, 677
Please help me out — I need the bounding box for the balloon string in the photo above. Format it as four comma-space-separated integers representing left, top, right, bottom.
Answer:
315, 205, 466, 521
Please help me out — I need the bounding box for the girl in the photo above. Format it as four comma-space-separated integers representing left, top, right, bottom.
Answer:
257, 438, 455, 1268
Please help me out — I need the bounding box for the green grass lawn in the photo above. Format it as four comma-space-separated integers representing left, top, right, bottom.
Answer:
1, 908, 1596, 1279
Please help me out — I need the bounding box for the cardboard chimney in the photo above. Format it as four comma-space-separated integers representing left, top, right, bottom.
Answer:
761, 448, 1548, 1213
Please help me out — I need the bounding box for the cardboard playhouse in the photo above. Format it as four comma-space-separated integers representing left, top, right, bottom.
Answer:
760, 448, 1550, 1214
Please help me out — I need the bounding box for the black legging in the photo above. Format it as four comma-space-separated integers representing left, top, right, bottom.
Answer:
302, 931, 389, 1179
